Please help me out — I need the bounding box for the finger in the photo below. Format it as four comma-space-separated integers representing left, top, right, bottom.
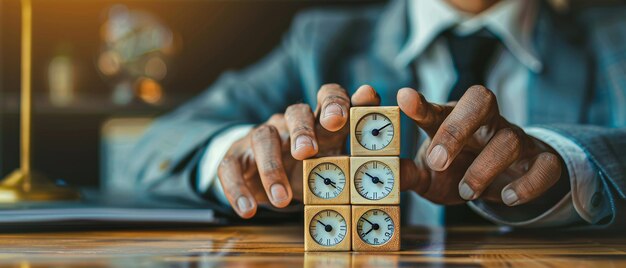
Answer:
400, 158, 430, 195
501, 152, 562, 206
397, 87, 451, 136
251, 125, 293, 208
427, 85, 499, 171
316, 83, 351, 132
458, 128, 522, 200
285, 103, 318, 160
351, 84, 381, 106
218, 154, 258, 219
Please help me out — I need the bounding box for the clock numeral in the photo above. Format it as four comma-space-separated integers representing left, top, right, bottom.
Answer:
373, 114, 377, 120
373, 192, 378, 199
385, 232, 392, 237
372, 162, 378, 169
388, 224, 394, 230
373, 210, 378, 216
373, 238, 379, 244
372, 144, 376, 150
384, 186, 393, 192
384, 216, 392, 222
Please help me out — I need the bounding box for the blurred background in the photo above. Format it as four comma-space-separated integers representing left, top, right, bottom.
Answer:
0, 0, 382, 190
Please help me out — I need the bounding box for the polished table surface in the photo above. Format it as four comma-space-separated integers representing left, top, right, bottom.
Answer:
1, 225, 625, 267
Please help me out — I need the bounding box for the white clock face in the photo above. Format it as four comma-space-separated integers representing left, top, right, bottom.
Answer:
309, 210, 348, 247
356, 209, 395, 245
308, 163, 346, 199
355, 113, 394, 151
354, 161, 395, 200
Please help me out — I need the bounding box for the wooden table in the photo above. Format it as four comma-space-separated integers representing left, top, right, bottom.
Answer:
0, 225, 624, 267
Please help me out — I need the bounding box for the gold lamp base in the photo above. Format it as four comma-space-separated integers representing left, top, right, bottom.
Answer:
0, 170, 80, 203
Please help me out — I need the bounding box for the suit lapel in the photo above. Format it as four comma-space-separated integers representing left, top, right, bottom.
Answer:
528, 1, 591, 124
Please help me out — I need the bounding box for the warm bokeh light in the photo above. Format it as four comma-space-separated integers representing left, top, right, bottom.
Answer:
97, 4, 176, 105
135, 77, 163, 104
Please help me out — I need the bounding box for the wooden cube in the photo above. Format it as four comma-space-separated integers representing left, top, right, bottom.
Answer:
303, 156, 350, 205
305, 205, 351, 251
352, 205, 401, 251
350, 106, 401, 156
350, 157, 400, 205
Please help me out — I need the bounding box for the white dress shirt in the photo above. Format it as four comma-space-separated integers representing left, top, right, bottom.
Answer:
198, 0, 610, 227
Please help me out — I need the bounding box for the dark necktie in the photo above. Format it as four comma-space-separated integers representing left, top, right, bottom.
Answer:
444, 29, 500, 101
442, 29, 500, 226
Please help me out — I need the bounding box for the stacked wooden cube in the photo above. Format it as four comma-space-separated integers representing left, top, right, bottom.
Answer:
304, 106, 401, 252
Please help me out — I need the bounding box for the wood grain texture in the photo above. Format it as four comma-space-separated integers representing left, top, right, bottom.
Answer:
350, 157, 400, 205
0, 225, 625, 267
304, 205, 352, 251
303, 156, 350, 205
352, 205, 401, 252
350, 106, 401, 156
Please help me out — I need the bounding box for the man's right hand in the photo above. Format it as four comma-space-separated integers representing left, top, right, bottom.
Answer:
217, 84, 381, 218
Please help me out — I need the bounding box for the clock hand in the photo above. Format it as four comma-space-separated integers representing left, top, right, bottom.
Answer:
317, 220, 333, 232
362, 217, 375, 226
377, 123, 392, 131
364, 173, 383, 185
362, 227, 374, 237
371, 123, 391, 136
314, 172, 326, 180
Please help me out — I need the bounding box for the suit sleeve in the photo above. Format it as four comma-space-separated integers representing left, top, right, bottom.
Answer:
123, 16, 308, 208
542, 125, 626, 230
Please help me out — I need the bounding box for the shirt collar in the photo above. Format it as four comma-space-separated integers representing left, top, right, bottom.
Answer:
396, 0, 543, 73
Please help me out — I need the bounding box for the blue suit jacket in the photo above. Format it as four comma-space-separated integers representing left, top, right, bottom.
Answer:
127, 0, 626, 228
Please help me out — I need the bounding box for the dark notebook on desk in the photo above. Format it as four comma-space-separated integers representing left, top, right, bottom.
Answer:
0, 189, 224, 229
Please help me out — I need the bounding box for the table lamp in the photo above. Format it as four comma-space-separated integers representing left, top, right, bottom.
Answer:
0, 0, 79, 202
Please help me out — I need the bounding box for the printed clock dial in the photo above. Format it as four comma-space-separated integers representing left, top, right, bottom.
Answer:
308, 163, 346, 199
356, 209, 395, 245
355, 113, 394, 151
309, 210, 348, 247
354, 161, 395, 200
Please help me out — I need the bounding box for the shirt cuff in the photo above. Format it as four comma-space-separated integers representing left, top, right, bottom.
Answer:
198, 125, 254, 206
469, 127, 611, 227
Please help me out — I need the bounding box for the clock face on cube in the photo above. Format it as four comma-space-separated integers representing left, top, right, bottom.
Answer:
309, 210, 348, 247
356, 209, 395, 246
308, 163, 346, 200
355, 113, 395, 151
354, 161, 395, 200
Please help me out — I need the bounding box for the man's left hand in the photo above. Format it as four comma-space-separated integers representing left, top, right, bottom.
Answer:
397, 85, 564, 206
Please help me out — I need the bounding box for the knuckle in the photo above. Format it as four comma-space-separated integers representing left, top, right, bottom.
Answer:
320, 83, 343, 92
260, 159, 283, 174
470, 85, 495, 101
252, 125, 278, 141
291, 125, 314, 136
497, 128, 522, 158
441, 123, 463, 144
268, 113, 284, 123
285, 103, 310, 115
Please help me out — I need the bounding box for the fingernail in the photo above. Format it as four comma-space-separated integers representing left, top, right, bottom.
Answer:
237, 196, 252, 213
271, 184, 289, 202
295, 135, 313, 151
427, 145, 448, 170
502, 189, 519, 206
459, 182, 475, 200
323, 103, 343, 118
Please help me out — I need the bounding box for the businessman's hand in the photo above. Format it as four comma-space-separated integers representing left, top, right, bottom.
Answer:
397, 85, 564, 206
218, 84, 381, 218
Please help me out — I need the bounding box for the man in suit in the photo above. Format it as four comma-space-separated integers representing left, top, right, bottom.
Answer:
127, 0, 626, 228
